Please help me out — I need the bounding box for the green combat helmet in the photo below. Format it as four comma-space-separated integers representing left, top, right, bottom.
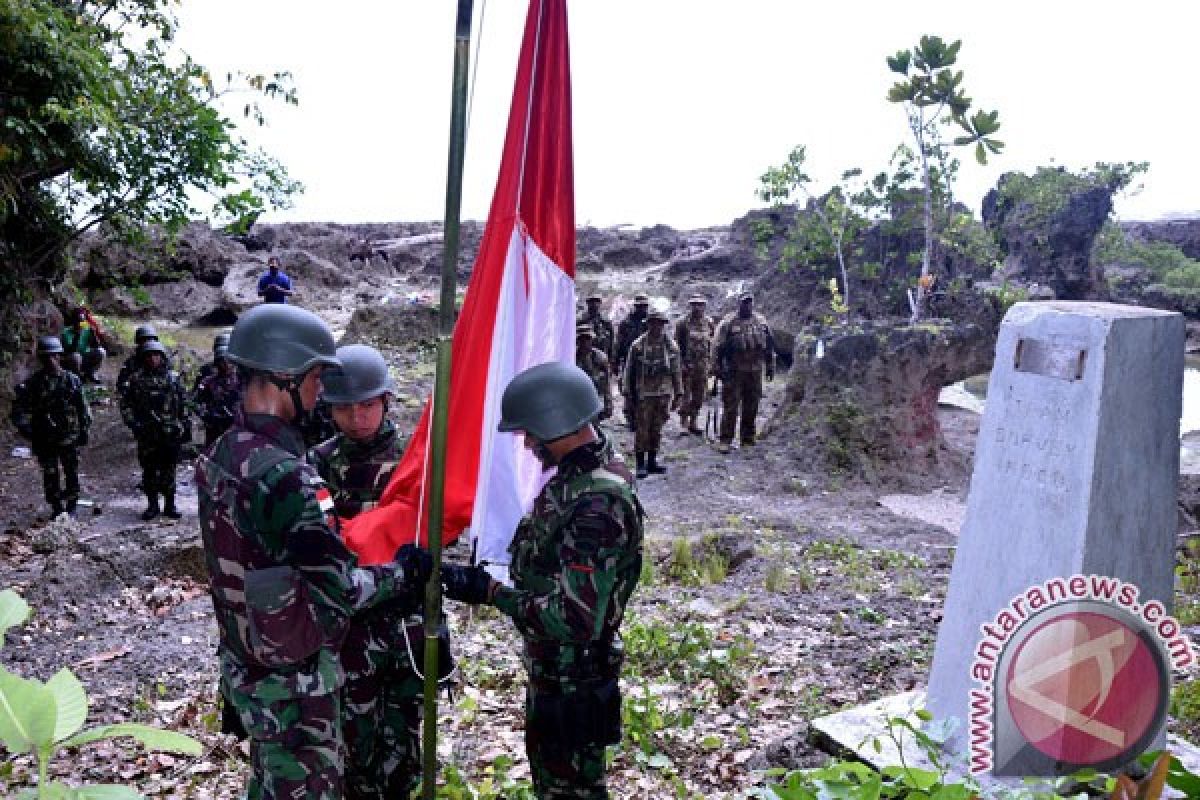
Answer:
134, 325, 159, 344
37, 336, 64, 355
497, 361, 601, 441
321, 344, 395, 404
226, 304, 340, 376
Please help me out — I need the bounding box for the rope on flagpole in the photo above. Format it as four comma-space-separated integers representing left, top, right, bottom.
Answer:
465, 0, 487, 138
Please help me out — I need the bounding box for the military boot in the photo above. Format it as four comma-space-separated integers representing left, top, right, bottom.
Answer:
635, 451, 648, 480
647, 451, 667, 475
141, 493, 160, 521
162, 490, 182, 520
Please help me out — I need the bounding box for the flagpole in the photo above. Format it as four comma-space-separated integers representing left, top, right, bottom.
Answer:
422, 0, 474, 796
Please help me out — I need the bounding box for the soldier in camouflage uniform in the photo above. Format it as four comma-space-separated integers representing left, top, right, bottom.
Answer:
577, 294, 614, 363
10, 336, 91, 515
674, 294, 714, 435
307, 344, 421, 799
190, 331, 231, 400
712, 292, 775, 453
614, 294, 650, 430
193, 344, 242, 448
116, 325, 161, 399
120, 340, 189, 520
60, 307, 106, 384
442, 362, 644, 800
623, 310, 683, 479
575, 325, 612, 421
195, 304, 430, 800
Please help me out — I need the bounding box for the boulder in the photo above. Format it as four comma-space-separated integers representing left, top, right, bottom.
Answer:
90, 281, 225, 323
772, 320, 995, 483
983, 172, 1113, 300
341, 303, 440, 349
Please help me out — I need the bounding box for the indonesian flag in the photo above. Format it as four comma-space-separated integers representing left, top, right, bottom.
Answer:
344, 0, 575, 567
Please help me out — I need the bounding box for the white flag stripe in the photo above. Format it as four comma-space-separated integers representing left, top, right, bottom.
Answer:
469, 227, 575, 569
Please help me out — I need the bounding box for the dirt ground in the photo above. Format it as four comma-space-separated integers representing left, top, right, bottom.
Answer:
0, 336, 1196, 798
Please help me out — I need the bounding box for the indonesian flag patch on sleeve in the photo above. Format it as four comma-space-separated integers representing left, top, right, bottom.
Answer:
316, 487, 335, 514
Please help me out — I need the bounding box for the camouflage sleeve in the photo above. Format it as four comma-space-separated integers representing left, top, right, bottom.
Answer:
258, 461, 408, 621
669, 341, 683, 394
492, 494, 633, 642
711, 318, 728, 364
74, 378, 91, 432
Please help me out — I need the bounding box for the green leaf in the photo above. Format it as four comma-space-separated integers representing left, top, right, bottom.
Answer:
882, 765, 940, 790
914, 708, 933, 722
0, 589, 31, 646
930, 786, 974, 800
975, 141, 987, 166
46, 669, 88, 742
0, 668, 56, 754
63, 723, 202, 755
68, 786, 143, 800
700, 734, 722, 750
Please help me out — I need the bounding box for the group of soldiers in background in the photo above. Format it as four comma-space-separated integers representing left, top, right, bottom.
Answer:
575, 288, 776, 474
11, 321, 246, 520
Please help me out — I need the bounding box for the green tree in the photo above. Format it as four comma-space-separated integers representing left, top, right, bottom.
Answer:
887, 35, 1003, 322
0, 0, 301, 360
758, 145, 875, 311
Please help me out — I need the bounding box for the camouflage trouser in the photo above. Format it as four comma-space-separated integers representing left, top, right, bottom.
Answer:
340, 606, 423, 799
719, 370, 763, 444
680, 362, 710, 418
228, 681, 343, 800
36, 445, 79, 509
633, 395, 670, 452
136, 439, 179, 495
526, 683, 611, 800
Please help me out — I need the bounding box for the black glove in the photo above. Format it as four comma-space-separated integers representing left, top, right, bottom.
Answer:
76, 429, 89, 447
394, 544, 433, 586
440, 565, 494, 605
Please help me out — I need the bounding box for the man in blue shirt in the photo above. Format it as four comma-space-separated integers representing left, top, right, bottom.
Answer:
256, 257, 294, 304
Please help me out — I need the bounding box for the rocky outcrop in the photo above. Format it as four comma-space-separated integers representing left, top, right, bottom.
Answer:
982, 173, 1112, 300
771, 320, 996, 484
1125, 218, 1200, 261
340, 303, 440, 349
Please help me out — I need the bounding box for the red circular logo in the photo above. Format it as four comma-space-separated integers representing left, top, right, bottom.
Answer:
1005, 611, 1163, 766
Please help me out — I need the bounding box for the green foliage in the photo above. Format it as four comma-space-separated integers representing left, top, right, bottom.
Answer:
0, 0, 302, 346
1092, 221, 1200, 288
984, 281, 1029, 314
432, 756, 536, 799
997, 163, 1149, 225
0, 589, 201, 799
886, 35, 1002, 321
667, 536, 729, 587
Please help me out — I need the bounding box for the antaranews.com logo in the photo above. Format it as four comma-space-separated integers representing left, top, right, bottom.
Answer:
967, 574, 1194, 776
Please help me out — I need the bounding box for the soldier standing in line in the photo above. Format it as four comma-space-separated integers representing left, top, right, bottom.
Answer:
623, 310, 682, 479
441, 362, 644, 800
674, 294, 715, 435
121, 340, 189, 520
10, 336, 91, 516
191, 332, 232, 396
116, 325, 161, 398
575, 325, 613, 421
193, 344, 242, 448
577, 293, 615, 363
307, 344, 421, 799
195, 303, 430, 800
614, 294, 650, 429
712, 292, 775, 453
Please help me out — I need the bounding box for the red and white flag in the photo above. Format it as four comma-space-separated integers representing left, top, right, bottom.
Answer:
344, 0, 575, 567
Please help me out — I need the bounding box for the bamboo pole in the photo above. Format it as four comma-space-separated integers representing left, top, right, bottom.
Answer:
421, 1, 474, 796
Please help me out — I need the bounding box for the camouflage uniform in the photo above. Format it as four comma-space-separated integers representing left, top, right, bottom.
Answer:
491, 434, 644, 799
194, 367, 243, 447
309, 420, 420, 799
614, 307, 648, 427
11, 368, 90, 513
622, 331, 682, 455
196, 413, 416, 800
120, 359, 189, 508
60, 319, 105, 382
577, 307, 615, 363
674, 311, 714, 429
575, 335, 613, 421
713, 309, 774, 446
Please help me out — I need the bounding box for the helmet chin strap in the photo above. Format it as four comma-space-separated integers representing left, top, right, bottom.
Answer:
266, 373, 307, 425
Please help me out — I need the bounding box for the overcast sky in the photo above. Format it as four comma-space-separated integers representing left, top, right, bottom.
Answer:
176, 1, 1199, 230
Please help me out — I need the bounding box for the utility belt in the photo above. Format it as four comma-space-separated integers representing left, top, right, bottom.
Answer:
525, 639, 621, 685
